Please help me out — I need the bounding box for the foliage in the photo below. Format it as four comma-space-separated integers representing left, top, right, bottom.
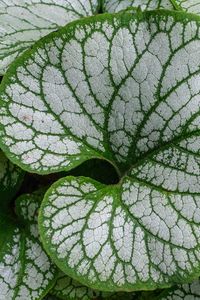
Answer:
0, 0, 200, 299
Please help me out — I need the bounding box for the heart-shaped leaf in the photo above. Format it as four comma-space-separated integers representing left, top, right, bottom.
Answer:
103, 0, 174, 12
151, 279, 200, 299
0, 151, 24, 207
0, 9, 200, 291
50, 271, 135, 300
0, 192, 57, 299
0, 0, 100, 75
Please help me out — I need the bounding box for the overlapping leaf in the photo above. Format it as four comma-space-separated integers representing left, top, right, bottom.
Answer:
0, 192, 57, 299
0, 9, 200, 292
0, 0, 100, 75
50, 272, 100, 300
103, 0, 200, 16
0, 151, 24, 207
102, 0, 174, 12
50, 271, 135, 300
153, 279, 200, 299
175, 0, 200, 14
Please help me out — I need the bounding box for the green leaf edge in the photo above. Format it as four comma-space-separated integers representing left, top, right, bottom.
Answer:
38, 176, 119, 293
0, 0, 102, 76
49, 270, 136, 300
0, 192, 59, 300
1, 9, 200, 175
38, 175, 200, 293
12, 192, 59, 300
3, 4, 200, 298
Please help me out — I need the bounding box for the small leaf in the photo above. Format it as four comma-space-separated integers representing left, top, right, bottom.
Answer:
103, 0, 174, 12
1, 9, 200, 291
50, 271, 135, 300
152, 279, 200, 299
0, 192, 57, 299
0, 0, 100, 75
0, 150, 24, 207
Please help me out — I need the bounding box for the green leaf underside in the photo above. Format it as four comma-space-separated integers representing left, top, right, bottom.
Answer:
0, 9, 200, 291
0, 193, 57, 299
154, 279, 200, 299
0, 151, 24, 206
50, 271, 135, 299
0, 0, 100, 75
103, 0, 174, 13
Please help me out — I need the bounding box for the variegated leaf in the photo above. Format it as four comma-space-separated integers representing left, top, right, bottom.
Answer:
0, 9, 200, 292
175, 0, 200, 14
103, 0, 174, 12
0, 0, 100, 75
50, 271, 135, 299
152, 279, 200, 299
0, 192, 57, 299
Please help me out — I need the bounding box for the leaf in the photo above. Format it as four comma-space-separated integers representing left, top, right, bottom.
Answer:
175, 0, 200, 14
0, 0, 100, 75
39, 168, 200, 292
0, 192, 57, 299
50, 271, 101, 300
152, 279, 200, 299
0, 151, 24, 207
102, 0, 174, 12
50, 271, 135, 300
0, 9, 200, 291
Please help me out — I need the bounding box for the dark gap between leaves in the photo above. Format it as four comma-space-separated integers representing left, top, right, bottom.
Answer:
11, 158, 119, 218
66, 158, 120, 185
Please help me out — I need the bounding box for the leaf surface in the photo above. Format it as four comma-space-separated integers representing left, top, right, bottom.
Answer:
153, 279, 200, 299
39, 168, 200, 291
50, 272, 101, 300
50, 271, 135, 299
0, 10, 200, 291
175, 0, 200, 14
0, 192, 57, 299
103, 0, 174, 12
0, 0, 100, 75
